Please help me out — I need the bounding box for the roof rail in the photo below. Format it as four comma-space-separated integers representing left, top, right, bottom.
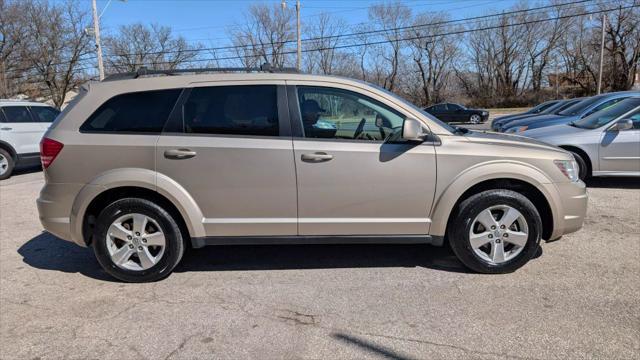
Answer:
103, 63, 298, 81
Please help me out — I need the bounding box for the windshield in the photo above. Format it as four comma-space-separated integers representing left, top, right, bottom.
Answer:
558, 96, 603, 116
368, 83, 457, 133
572, 98, 640, 129
550, 99, 580, 114
531, 100, 556, 113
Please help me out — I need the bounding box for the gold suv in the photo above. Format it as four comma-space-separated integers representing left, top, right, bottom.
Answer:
36, 69, 587, 282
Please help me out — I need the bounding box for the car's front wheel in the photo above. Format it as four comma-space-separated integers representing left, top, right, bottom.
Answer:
0, 148, 15, 180
448, 189, 542, 273
469, 114, 482, 124
92, 198, 185, 282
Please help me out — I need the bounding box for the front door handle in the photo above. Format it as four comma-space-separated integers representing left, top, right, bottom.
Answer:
0, 127, 12, 131
301, 152, 333, 162
164, 149, 197, 160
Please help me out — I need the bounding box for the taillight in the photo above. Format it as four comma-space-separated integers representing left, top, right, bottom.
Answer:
40, 137, 64, 169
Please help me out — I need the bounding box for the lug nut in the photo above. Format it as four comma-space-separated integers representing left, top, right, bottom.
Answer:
504, 233, 509, 237
138, 246, 143, 251
500, 225, 506, 229
496, 239, 501, 243
491, 225, 496, 230
127, 235, 132, 240
129, 244, 134, 249
142, 238, 147, 243
488, 234, 493, 238
135, 232, 140, 236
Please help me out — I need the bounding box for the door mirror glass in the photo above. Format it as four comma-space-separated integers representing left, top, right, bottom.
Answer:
402, 118, 427, 141
609, 119, 633, 131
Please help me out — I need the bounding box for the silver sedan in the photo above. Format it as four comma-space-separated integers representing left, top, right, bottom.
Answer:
522, 97, 640, 180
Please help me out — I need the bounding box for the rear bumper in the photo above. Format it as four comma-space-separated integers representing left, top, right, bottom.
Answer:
37, 182, 85, 247
549, 180, 588, 240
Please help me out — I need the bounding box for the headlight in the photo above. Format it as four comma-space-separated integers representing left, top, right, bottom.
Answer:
505, 126, 527, 133
554, 159, 580, 182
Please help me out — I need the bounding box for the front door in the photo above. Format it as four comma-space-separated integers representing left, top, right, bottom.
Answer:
156, 84, 298, 236
599, 109, 640, 174
289, 84, 437, 236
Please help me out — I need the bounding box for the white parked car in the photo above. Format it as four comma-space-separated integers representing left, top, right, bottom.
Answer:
0, 100, 60, 179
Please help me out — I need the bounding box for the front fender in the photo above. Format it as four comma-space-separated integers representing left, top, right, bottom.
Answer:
429, 160, 562, 237
69, 168, 206, 246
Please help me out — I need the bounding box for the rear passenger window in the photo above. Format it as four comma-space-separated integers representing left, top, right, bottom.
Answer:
0, 109, 6, 123
80, 89, 181, 133
182, 85, 278, 136
30, 106, 60, 123
3, 106, 34, 123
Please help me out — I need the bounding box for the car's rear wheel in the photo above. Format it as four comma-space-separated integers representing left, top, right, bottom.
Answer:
448, 189, 542, 273
568, 151, 589, 181
469, 114, 482, 124
92, 198, 185, 282
0, 149, 15, 180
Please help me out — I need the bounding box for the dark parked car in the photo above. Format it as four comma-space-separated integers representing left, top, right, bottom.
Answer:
492, 100, 561, 127
424, 103, 489, 124
491, 98, 583, 132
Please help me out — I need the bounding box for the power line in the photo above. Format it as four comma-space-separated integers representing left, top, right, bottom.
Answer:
4, 0, 632, 81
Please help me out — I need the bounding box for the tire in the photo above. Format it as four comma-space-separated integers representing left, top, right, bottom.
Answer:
92, 198, 185, 282
448, 189, 542, 274
568, 151, 589, 181
469, 114, 482, 124
0, 148, 15, 180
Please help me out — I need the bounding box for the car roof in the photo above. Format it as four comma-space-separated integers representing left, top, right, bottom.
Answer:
0, 100, 54, 107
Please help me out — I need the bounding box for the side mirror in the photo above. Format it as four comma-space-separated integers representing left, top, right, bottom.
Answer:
402, 118, 427, 141
609, 119, 633, 131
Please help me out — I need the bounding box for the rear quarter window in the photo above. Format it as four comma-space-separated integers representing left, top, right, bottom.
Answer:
0, 109, 6, 122
80, 89, 182, 133
30, 106, 60, 123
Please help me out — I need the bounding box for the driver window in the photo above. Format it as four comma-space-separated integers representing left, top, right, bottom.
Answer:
296, 86, 405, 141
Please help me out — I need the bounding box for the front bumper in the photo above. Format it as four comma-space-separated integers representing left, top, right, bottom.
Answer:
549, 180, 588, 240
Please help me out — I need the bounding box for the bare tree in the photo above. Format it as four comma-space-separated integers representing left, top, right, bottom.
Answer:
407, 12, 461, 105
229, 3, 294, 68
367, 1, 411, 91
303, 12, 346, 75
104, 23, 201, 72
20, 0, 91, 108
601, 1, 640, 91
0, 0, 29, 97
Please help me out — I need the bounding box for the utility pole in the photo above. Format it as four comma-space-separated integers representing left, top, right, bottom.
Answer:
296, 0, 301, 71
91, 0, 105, 81
282, 0, 302, 71
597, 14, 606, 95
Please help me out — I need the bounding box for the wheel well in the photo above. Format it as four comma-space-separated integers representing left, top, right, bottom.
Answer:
558, 145, 592, 176
446, 178, 554, 240
0, 141, 17, 160
82, 186, 191, 246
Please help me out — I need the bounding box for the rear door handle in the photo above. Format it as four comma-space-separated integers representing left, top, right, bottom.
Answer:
301, 152, 333, 162
0, 127, 12, 131
164, 149, 197, 160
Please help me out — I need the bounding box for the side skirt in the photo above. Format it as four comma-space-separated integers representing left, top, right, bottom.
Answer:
191, 235, 444, 249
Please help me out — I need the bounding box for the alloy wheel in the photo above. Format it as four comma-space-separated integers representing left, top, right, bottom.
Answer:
0, 154, 8, 175
469, 205, 529, 264
470, 114, 482, 124
106, 213, 166, 271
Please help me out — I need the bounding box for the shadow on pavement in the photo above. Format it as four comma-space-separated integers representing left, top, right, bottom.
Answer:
176, 242, 471, 274
19, 232, 475, 280
18, 232, 115, 282
585, 177, 640, 189
331, 333, 415, 360
11, 164, 42, 176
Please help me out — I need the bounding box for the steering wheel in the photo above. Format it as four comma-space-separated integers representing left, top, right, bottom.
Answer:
353, 118, 366, 139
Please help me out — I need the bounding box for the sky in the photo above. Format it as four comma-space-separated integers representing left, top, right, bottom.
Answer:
80, 0, 520, 47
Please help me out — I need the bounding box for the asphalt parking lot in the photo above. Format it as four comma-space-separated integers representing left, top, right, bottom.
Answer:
1, 130, 639, 359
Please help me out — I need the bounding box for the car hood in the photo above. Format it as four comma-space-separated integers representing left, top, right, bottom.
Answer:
504, 114, 566, 129
463, 130, 568, 155
523, 124, 592, 140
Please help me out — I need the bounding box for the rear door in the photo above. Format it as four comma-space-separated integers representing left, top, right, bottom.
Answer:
288, 83, 437, 236
599, 108, 640, 174
0, 106, 41, 154
156, 83, 298, 237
